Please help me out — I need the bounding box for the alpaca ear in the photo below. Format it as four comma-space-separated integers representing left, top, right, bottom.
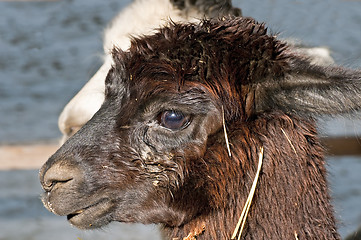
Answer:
253, 59, 361, 117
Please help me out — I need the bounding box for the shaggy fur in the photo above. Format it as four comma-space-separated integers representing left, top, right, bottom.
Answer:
40, 18, 361, 239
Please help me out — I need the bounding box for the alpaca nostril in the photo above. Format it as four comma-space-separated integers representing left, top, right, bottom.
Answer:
40, 161, 80, 192
42, 180, 54, 192
43, 178, 73, 192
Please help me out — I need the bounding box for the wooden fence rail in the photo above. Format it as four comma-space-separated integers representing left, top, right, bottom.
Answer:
0, 136, 360, 170
321, 136, 361, 156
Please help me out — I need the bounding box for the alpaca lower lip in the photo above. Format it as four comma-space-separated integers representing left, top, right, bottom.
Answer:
66, 198, 112, 228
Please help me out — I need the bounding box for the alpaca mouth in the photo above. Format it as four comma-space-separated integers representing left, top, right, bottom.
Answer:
66, 198, 113, 229
67, 209, 85, 221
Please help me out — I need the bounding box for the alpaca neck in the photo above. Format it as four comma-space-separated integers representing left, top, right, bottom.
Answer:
164, 114, 340, 239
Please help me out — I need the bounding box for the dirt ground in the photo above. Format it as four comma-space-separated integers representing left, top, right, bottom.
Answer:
0, 143, 59, 170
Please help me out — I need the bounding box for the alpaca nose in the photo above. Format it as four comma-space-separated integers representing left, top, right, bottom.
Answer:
40, 161, 81, 192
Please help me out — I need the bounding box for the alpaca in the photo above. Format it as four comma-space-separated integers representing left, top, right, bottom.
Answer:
58, 0, 333, 144
40, 18, 361, 239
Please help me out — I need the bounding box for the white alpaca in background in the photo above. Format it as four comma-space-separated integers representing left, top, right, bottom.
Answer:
58, 0, 332, 143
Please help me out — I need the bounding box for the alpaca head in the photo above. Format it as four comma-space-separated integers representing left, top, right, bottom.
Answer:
40, 18, 361, 233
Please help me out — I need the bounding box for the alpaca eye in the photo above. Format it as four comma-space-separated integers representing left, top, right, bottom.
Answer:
159, 110, 190, 130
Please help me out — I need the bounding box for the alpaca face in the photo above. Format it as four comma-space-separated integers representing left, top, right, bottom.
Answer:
40, 18, 361, 231
40, 63, 223, 229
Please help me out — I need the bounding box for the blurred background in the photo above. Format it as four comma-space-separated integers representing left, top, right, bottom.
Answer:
0, 0, 360, 239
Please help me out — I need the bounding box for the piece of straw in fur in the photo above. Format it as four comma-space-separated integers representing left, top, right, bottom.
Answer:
281, 127, 298, 156
222, 105, 232, 157
231, 146, 264, 240
294, 231, 300, 240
